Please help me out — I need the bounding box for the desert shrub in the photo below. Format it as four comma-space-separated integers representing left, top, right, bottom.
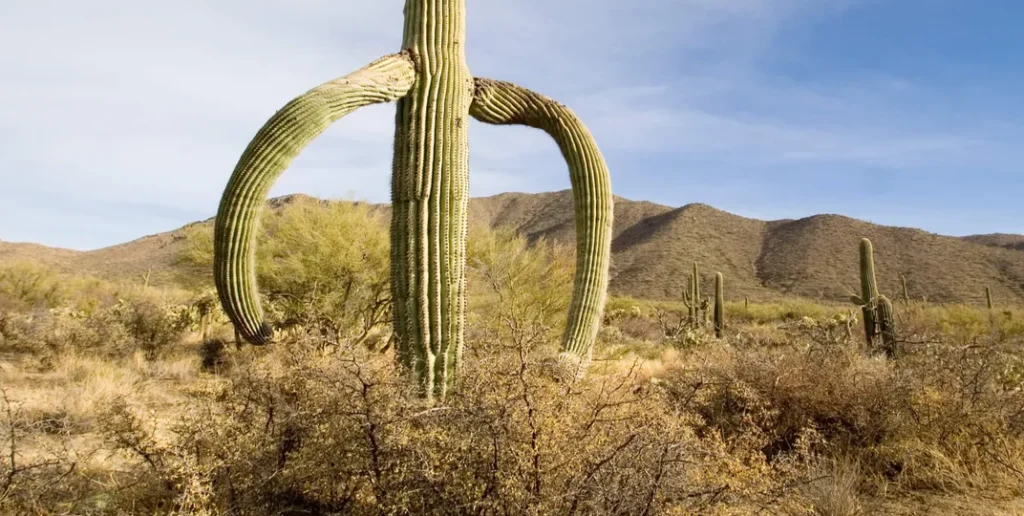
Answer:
89, 334, 824, 515
0, 262, 127, 317
661, 328, 1024, 498
1, 306, 128, 360
110, 296, 185, 361
0, 386, 82, 512
198, 338, 228, 372
664, 344, 908, 460
180, 197, 391, 347
0, 262, 64, 312
466, 225, 575, 352
1, 285, 191, 363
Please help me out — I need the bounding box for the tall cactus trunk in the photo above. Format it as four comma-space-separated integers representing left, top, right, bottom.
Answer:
859, 238, 879, 349
212, 0, 613, 400
985, 286, 994, 310
713, 272, 724, 338
390, 0, 473, 399
686, 262, 700, 327
693, 262, 701, 311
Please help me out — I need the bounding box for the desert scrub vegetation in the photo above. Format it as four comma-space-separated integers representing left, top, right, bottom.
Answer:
5, 295, 1023, 513
3, 206, 1024, 513
180, 197, 392, 349
0, 262, 207, 364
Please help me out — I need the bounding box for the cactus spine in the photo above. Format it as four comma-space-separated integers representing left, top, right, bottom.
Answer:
713, 272, 724, 338
212, 0, 613, 399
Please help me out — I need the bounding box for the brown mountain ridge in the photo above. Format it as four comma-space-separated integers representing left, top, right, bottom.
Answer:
2, 190, 1022, 306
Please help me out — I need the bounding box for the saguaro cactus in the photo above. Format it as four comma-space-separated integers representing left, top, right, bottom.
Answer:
212, 0, 613, 399
854, 238, 879, 348
985, 286, 994, 310
713, 272, 725, 338
848, 238, 900, 357
876, 294, 899, 358
683, 262, 701, 326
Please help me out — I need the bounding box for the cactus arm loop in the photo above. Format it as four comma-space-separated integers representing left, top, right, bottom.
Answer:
468, 78, 613, 368
214, 52, 418, 345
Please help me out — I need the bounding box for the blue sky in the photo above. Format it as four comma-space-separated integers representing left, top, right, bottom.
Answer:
1, 0, 1021, 250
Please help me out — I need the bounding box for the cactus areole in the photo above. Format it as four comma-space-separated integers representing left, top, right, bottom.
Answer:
212, 0, 613, 399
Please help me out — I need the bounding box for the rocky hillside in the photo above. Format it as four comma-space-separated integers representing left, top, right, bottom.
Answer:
2, 191, 1022, 305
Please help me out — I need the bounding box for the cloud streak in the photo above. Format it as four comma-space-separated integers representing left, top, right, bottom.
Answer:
1, 0, 1021, 250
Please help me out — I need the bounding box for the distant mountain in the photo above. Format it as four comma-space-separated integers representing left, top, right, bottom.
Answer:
3, 190, 1022, 306
961, 233, 1024, 252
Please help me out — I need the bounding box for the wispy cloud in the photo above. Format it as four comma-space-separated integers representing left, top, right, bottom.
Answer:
1, 0, 1021, 250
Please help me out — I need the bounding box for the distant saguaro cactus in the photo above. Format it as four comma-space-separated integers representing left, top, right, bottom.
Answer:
683, 262, 701, 326
713, 272, 725, 338
854, 239, 879, 348
986, 286, 994, 310
900, 274, 910, 303
876, 294, 900, 358
849, 238, 899, 358
212, 0, 613, 399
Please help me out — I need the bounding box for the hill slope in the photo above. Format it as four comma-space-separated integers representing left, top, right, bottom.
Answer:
2, 190, 1022, 305
962, 233, 1024, 252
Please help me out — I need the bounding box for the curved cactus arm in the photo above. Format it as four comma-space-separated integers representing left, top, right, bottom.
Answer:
469, 78, 613, 365
214, 52, 417, 345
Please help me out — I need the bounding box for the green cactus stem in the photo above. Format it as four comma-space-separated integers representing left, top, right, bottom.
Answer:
876, 294, 899, 358
469, 79, 613, 366
683, 262, 701, 326
683, 276, 694, 324
212, 0, 613, 399
693, 262, 701, 308
986, 286, 994, 310
714, 272, 724, 338
214, 53, 417, 347
858, 238, 879, 349
900, 274, 910, 303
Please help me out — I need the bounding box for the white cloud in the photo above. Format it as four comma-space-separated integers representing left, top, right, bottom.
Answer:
0, 0, 1018, 249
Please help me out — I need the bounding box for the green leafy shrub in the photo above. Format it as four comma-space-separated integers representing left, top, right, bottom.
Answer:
180, 197, 391, 347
